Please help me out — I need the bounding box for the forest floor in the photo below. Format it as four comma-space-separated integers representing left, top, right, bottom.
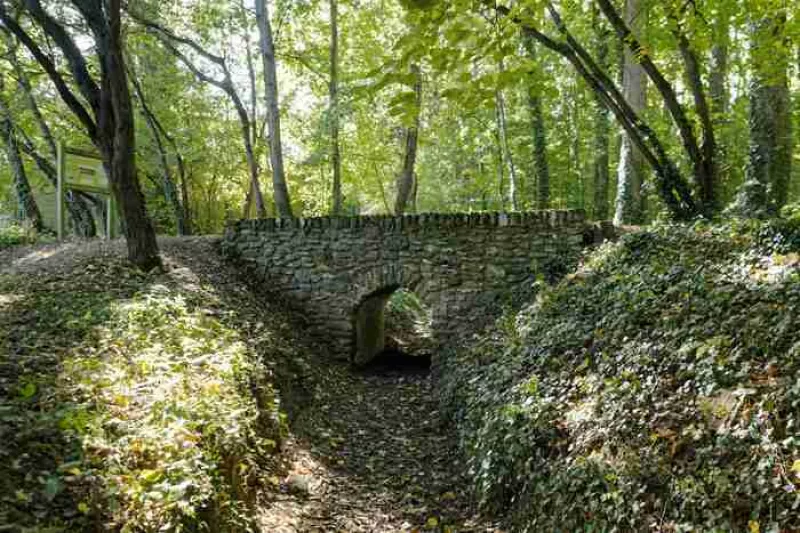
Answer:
262, 358, 496, 533
0, 237, 498, 533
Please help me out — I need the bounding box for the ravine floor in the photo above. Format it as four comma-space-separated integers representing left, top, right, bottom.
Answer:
259, 359, 499, 533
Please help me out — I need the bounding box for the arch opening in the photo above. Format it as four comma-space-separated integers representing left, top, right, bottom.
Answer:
352, 286, 433, 370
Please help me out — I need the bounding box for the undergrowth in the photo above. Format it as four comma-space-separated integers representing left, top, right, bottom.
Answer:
0, 223, 51, 250
0, 253, 287, 532
440, 218, 800, 532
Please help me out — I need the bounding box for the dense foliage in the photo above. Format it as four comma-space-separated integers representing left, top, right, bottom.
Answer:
1, 0, 799, 237
0, 243, 302, 531
440, 215, 800, 532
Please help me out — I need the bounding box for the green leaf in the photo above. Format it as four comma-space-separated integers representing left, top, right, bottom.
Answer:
19, 382, 37, 399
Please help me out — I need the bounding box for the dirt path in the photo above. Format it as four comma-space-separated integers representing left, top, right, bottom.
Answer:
260, 360, 496, 533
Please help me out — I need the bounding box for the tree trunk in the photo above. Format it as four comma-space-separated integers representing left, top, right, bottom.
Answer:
591, 6, 610, 220
612, 0, 646, 225
0, 76, 43, 230
495, 59, 518, 210
5, 0, 161, 269
329, 0, 343, 215
394, 65, 421, 216
103, 0, 160, 268
130, 70, 188, 235
708, 9, 729, 192
507, 2, 698, 220
495, 87, 518, 211
242, 22, 266, 219
255, 0, 293, 218
671, 16, 718, 214
179, 162, 191, 234
733, 14, 792, 216
521, 29, 550, 210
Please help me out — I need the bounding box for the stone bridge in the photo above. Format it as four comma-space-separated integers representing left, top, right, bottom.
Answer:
222, 210, 588, 364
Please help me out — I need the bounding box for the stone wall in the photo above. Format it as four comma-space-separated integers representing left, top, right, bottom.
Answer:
222, 210, 587, 363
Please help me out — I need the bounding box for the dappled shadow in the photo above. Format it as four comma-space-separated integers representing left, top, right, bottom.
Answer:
0, 251, 147, 529
1, 237, 495, 532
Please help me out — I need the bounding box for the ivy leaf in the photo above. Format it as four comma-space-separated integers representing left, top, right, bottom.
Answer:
18, 382, 36, 399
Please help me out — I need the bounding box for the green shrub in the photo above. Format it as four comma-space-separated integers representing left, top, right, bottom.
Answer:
440, 222, 800, 532
0, 223, 37, 249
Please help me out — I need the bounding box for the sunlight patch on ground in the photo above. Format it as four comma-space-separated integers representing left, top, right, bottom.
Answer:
744, 253, 800, 284
0, 293, 23, 309
11, 246, 67, 266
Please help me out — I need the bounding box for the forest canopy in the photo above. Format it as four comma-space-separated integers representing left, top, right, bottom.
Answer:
0, 0, 798, 266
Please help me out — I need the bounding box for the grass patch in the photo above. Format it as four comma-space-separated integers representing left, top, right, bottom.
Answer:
440, 219, 800, 532
0, 251, 286, 532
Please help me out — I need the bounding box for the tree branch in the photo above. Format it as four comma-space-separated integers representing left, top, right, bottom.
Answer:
595, 0, 707, 207
0, 4, 97, 138
21, 0, 101, 112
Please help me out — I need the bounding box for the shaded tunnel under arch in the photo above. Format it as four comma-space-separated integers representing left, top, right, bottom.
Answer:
353, 285, 399, 365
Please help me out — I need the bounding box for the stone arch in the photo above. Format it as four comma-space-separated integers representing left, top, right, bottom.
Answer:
221, 210, 588, 362
349, 264, 438, 365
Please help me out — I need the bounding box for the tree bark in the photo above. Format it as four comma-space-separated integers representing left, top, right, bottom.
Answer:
494, 58, 518, 210
521, 29, 551, 210
708, 9, 729, 187
497, 2, 698, 219
255, 0, 293, 218
242, 17, 266, 219
591, 6, 610, 220
597, 0, 712, 219
394, 64, 421, 216
733, 14, 792, 216
0, 75, 43, 230
670, 11, 718, 214
102, 0, 160, 268
329, 0, 343, 215
495, 88, 518, 211
612, 0, 646, 224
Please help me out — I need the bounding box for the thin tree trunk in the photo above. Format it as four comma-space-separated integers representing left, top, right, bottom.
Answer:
0, 75, 43, 230
522, 28, 551, 209
329, 0, 343, 215
591, 6, 610, 220
613, 0, 646, 225
394, 64, 421, 216
597, 0, 711, 218
104, 0, 160, 268
495, 59, 518, 210
255, 0, 293, 218
7, 0, 161, 268
734, 14, 792, 216
708, 10, 729, 184
670, 13, 718, 214
243, 21, 266, 218
499, 2, 698, 219
495, 119, 505, 210
495, 88, 518, 210
131, 11, 265, 220
129, 69, 188, 235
